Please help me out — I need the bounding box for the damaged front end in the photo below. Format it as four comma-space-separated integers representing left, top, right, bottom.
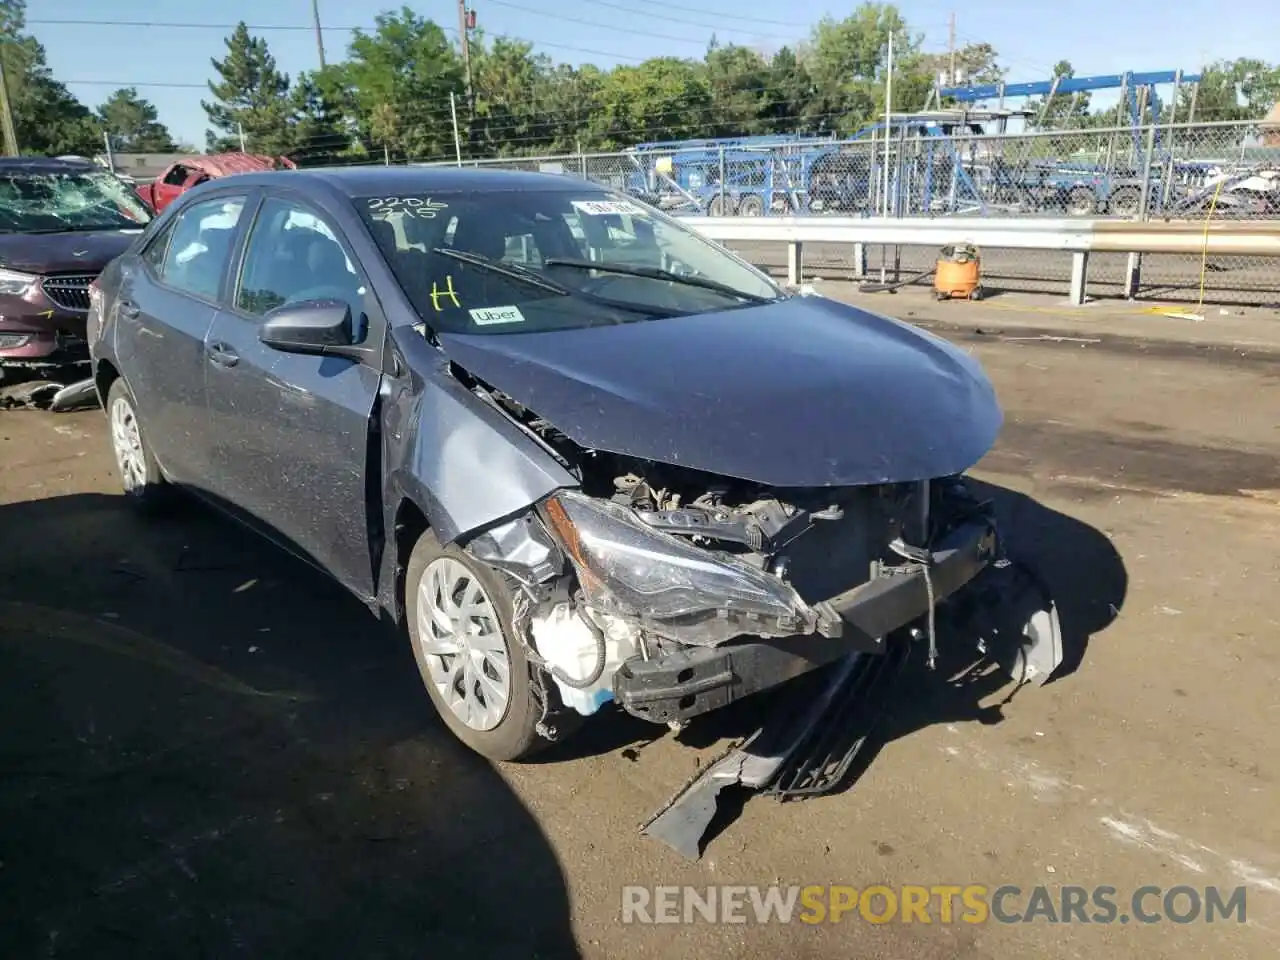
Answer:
450, 375, 1061, 859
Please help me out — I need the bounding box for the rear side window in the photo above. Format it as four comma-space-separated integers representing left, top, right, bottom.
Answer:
140, 220, 174, 272
157, 196, 246, 301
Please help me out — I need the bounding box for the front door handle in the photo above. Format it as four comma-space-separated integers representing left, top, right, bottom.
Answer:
118, 301, 140, 320
207, 341, 239, 367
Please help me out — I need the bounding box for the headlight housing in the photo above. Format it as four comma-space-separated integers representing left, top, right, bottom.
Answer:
0, 267, 36, 297
541, 489, 818, 646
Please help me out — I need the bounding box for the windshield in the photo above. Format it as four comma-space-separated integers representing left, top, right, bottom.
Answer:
0, 169, 152, 233
355, 187, 783, 334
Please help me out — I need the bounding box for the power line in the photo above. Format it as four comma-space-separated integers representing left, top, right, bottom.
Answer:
576, 0, 808, 42
589, 0, 804, 28
484, 0, 711, 46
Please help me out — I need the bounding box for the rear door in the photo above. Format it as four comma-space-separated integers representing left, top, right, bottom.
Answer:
202, 193, 384, 599
112, 190, 250, 483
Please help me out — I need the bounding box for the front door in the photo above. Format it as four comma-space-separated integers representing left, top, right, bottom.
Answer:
113, 192, 248, 483
203, 194, 382, 600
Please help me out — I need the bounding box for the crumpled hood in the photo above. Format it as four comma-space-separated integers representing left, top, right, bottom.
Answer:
0, 229, 140, 275
438, 295, 1003, 487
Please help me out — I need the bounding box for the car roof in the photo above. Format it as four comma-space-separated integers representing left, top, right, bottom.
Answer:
0, 156, 99, 175
221, 165, 611, 197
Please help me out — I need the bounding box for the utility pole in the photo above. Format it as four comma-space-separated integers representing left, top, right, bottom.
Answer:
0, 50, 17, 156
311, 0, 326, 68
947, 12, 956, 87
457, 0, 473, 102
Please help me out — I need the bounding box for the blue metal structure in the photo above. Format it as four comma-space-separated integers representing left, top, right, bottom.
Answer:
938, 70, 1204, 215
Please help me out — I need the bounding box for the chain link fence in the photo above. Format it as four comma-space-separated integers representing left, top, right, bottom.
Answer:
414, 120, 1279, 304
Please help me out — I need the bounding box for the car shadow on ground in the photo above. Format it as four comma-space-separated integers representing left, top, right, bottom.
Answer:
0, 493, 581, 960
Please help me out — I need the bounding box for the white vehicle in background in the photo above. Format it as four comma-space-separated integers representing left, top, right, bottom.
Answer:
56, 155, 138, 188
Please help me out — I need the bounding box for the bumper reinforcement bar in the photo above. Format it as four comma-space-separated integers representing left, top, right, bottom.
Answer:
614, 519, 996, 725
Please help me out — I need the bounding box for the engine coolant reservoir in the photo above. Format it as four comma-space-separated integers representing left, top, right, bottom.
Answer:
530, 603, 641, 715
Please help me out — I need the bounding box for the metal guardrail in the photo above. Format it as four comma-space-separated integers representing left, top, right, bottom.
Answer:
678, 215, 1280, 305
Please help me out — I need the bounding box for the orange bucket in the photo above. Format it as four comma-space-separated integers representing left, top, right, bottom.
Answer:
933, 244, 983, 300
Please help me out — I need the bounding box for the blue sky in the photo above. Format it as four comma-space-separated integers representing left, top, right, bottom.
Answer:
29, 0, 1280, 148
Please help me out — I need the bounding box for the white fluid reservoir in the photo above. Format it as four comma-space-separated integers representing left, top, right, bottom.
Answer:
529, 603, 640, 715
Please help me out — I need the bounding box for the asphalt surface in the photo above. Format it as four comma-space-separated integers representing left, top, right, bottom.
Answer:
2, 297, 1279, 958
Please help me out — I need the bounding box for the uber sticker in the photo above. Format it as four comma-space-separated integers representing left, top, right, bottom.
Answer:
571, 199, 646, 217
469, 305, 527, 326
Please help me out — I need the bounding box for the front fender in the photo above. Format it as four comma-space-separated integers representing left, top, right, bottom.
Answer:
384, 335, 578, 546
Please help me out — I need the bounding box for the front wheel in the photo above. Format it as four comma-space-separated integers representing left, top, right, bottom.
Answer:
106, 378, 169, 507
405, 531, 546, 761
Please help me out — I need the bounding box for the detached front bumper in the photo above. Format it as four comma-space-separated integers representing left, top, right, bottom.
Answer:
614, 518, 998, 724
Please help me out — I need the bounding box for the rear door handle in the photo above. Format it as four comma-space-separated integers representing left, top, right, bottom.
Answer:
207, 342, 239, 368
118, 301, 140, 320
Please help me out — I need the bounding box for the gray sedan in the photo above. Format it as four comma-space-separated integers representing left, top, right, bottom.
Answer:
88, 167, 1059, 781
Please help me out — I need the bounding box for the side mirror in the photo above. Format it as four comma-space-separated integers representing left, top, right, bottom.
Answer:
259, 299, 366, 359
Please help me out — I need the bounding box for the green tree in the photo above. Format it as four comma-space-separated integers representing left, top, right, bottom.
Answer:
469, 36, 552, 156
97, 87, 175, 152
0, 0, 101, 155
1026, 60, 1093, 129
202, 22, 297, 155
801, 4, 925, 134
923, 42, 1004, 90
335, 7, 463, 162
588, 57, 712, 147
762, 47, 815, 134
290, 68, 354, 165
703, 41, 769, 136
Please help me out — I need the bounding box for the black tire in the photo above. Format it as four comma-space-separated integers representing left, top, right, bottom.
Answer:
405, 530, 545, 762
737, 194, 765, 217
1107, 187, 1141, 218
707, 192, 734, 216
1066, 186, 1096, 217
104, 377, 169, 508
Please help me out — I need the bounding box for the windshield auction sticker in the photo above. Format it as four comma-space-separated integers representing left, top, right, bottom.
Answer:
469, 305, 526, 326
571, 199, 646, 216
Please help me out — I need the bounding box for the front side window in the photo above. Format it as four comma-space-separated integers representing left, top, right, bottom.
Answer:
157, 195, 246, 301
235, 197, 365, 320
0, 168, 152, 233
355, 188, 783, 335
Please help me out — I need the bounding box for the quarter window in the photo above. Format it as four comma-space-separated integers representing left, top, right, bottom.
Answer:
235, 197, 365, 321
157, 195, 247, 301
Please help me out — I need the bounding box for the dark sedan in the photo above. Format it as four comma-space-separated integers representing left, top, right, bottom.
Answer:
88, 167, 1060, 770
0, 157, 152, 375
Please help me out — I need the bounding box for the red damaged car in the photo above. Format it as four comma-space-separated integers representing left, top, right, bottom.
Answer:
137, 152, 296, 214
0, 156, 152, 376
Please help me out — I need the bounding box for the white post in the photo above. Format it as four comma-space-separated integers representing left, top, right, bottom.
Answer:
237, 122, 246, 152
1070, 251, 1090, 306
787, 242, 804, 286
450, 92, 463, 167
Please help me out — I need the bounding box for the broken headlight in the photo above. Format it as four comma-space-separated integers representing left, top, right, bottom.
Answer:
541, 489, 817, 644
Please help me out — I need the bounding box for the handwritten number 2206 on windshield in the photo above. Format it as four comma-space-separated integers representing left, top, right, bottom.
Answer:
367, 197, 449, 218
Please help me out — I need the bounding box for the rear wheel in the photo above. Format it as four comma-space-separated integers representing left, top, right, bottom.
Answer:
106, 378, 168, 507
1065, 187, 1096, 217
405, 531, 545, 761
737, 194, 765, 217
